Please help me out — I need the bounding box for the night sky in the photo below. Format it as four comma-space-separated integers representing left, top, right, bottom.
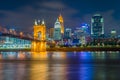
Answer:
0, 0, 120, 35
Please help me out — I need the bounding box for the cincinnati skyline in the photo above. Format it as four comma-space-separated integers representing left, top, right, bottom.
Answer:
0, 0, 120, 35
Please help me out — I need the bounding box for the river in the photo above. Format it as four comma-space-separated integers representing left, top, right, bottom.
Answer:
0, 51, 120, 80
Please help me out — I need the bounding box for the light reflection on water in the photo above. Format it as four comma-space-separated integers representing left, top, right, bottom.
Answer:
0, 51, 120, 80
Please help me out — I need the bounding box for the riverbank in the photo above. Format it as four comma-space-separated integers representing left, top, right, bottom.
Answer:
0, 48, 30, 52
0, 46, 120, 52
46, 47, 120, 51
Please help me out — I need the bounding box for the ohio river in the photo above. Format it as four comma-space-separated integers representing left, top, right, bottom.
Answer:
0, 51, 120, 80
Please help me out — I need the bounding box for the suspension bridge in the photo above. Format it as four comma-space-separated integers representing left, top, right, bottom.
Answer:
0, 20, 46, 52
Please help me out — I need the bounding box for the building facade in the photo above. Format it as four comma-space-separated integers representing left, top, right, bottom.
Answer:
91, 14, 104, 38
64, 28, 72, 39
53, 19, 62, 40
111, 29, 117, 38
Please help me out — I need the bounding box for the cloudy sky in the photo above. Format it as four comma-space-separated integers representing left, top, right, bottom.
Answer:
0, 0, 120, 35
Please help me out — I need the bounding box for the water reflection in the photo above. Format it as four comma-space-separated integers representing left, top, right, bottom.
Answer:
0, 51, 120, 80
79, 64, 93, 80
31, 52, 48, 60
0, 61, 29, 80
0, 51, 31, 60
29, 62, 49, 80
0, 51, 119, 60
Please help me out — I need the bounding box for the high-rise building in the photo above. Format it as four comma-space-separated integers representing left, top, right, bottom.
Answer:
74, 28, 83, 39
49, 28, 54, 39
111, 29, 117, 38
53, 19, 62, 40
91, 14, 104, 38
80, 23, 90, 34
58, 14, 64, 34
64, 28, 72, 39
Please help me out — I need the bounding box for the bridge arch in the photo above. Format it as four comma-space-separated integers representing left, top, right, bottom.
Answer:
38, 31, 41, 40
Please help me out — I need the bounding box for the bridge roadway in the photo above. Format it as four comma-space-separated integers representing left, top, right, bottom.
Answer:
0, 32, 46, 41
0, 32, 45, 50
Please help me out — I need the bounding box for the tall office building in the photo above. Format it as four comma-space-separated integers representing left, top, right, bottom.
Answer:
74, 28, 83, 39
53, 19, 62, 40
91, 14, 104, 38
111, 29, 117, 38
58, 14, 64, 34
49, 28, 54, 39
64, 28, 72, 39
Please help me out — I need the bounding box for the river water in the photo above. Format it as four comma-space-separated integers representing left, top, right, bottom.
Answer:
0, 51, 120, 80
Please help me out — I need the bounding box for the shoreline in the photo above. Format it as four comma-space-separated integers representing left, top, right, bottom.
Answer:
46, 47, 120, 51
0, 47, 120, 52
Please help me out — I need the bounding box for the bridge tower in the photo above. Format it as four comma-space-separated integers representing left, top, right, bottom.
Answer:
31, 19, 46, 52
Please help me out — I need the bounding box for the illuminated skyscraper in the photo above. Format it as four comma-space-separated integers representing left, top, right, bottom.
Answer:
53, 19, 62, 40
91, 14, 104, 38
58, 14, 64, 34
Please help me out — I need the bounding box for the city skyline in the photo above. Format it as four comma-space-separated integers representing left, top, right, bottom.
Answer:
0, 0, 120, 35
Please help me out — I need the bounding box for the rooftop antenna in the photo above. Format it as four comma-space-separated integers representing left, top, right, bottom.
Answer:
59, 8, 62, 16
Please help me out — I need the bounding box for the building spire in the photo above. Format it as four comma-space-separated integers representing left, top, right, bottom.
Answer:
42, 19, 45, 25
60, 8, 62, 14
58, 9, 64, 34
58, 13, 63, 23
56, 18, 59, 22
34, 19, 38, 25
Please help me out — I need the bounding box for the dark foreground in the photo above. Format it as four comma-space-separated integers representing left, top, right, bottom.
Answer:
0, 51, 120, 80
